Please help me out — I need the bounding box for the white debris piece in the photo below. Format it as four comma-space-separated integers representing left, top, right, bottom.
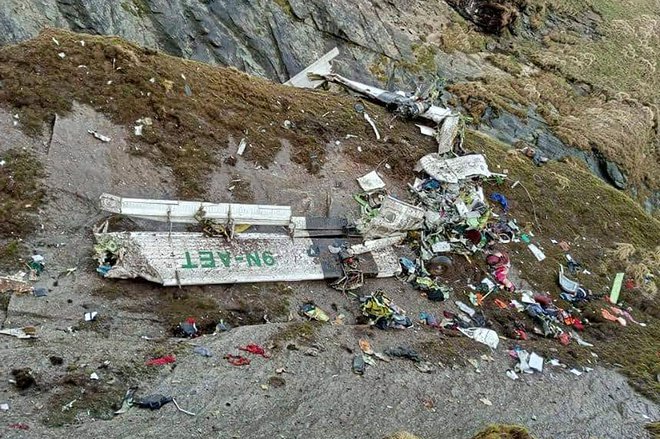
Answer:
436, 115, 460, 154
416, 124, 436, 136
528, 244, 546, 262
458, 327, 499, 350
529, 352, 544, 372
357, 170, 386, 193
284, 47, 339, 88
88, 130, 111, 142
359, 196, 425, 239
100, 193, 293, 226
569, 369, 583, 376
415, 154, 491, 183
90, 372, 99, 380
52, 37, 60, 45
237, 138, 247, 156
506, 370, 519, 380
0, 327, 37, 339
363, 112, 381, 140
350, 235, 405, 255
134, 125, 143, 136
58, 52, 66, 59
479, 398, 493, 406
0, 403, 9, 411
84, 311, 98, 321
94, 231, 400, 286
431, 241, 451, 253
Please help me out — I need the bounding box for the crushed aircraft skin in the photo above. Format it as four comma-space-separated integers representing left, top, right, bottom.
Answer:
94, 232, 400, 286
100, 193, 292, 226
100, 193, 349, 238
284, 47, 339, 89
321, 73, 452, 124
415, 154, 492, 183
286, 48, 461, 150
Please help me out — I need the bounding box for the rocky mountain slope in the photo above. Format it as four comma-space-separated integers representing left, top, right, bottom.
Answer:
0, 0, 658, 214
0, 28, 658, 438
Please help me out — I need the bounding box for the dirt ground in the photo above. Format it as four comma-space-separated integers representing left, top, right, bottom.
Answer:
0, 104, 658, 438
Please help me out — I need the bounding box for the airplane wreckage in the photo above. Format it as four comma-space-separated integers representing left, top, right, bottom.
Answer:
94, 49, 490, 287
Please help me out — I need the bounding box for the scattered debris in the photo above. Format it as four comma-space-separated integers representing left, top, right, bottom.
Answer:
416, 124, 436, 137
357, 170, 386, 193
179, 318, 199, 337
436, 115, 460, 154
0, 403, 9, 411
415, 154, 492, 183
193, 346, 213, 357
609, 272, 625, 304
224, 354, 250, 366
33, 287, 48, 297
528, 352, 544, 373
239, 344, 270, 358
0, 277, 32, 294
8, 423, 29, 430
415, 361, 435, 373
145, 355, 176, 366
300, 303, 330, 322
363, 112, 381, 140
84, 312, 98, 322
359, 339, 374, 356
360, 291, 412, 329
384, 346, 420, 362
458, 327, 499, 349
237, 138, 247, 156
136, 394, 172, 410
87, 130, 111, 142
479, 398, 493, 406
352, 355, 366, 375
527, 244, 546, 262
0, 326, 38, 339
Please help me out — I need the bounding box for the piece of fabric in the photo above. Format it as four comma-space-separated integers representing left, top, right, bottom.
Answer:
145, 355, 175, 366
224, 354, 251, 366
239, 344, 270, 358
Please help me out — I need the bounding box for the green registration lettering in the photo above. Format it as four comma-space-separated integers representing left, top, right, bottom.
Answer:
199, 251, 216, 268
262, 251, 275, 266
246, 252, 261, 267
181, 251, 198, 269
217, 252, 231, 268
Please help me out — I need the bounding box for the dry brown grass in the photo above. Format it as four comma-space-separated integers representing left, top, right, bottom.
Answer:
0, 149, 45, 239
471, 424, 535, 439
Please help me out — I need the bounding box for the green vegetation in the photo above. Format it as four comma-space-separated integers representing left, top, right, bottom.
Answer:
270, 321, 318, 347
273, 0, 294, 17
471, 424, 534, 439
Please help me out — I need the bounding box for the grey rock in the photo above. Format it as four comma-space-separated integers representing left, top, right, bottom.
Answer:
606, 160, 627, 190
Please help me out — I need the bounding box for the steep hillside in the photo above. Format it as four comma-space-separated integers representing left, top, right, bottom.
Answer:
0, 0, 658, 215
0, 29, 658, 438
